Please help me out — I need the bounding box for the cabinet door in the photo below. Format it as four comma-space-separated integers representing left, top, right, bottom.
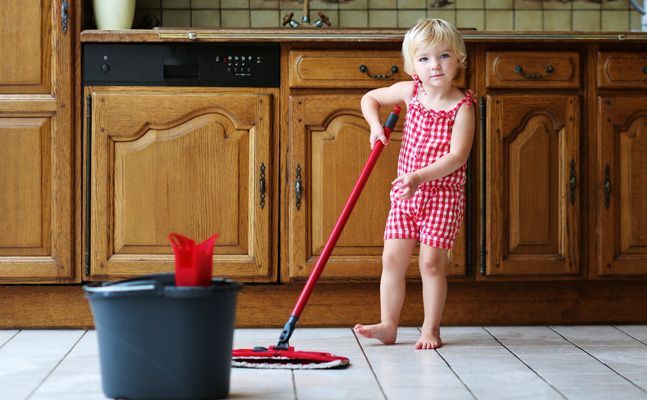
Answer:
0, 0, 74, 282
286, 95, 466, 282
89, 89, 274, 282
485, 95, 580, 277
598, 96, 647, 276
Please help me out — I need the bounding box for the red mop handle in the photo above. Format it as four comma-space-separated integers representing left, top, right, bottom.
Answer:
292, 105, 401, 317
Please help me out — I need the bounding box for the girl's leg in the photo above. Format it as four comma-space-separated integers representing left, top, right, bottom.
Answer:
354, 238, 416, 344
416, 245, 447, 349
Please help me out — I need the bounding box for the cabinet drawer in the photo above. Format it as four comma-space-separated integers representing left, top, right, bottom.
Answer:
486, 51, 580, 89
289, 50, 466, 89
597, 52, 647, 89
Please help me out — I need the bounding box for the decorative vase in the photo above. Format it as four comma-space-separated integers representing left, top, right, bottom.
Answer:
93, 0, 136, 30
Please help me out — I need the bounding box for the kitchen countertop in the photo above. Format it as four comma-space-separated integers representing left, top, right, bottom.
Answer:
80, 28, 647, 43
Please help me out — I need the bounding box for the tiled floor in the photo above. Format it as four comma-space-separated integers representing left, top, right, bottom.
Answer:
1, 326, 647, 399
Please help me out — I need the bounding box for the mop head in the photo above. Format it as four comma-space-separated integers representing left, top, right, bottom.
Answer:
232, 346, 350, 369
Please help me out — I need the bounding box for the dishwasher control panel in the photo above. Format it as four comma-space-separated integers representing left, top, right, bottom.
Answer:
83, 43, 280, 87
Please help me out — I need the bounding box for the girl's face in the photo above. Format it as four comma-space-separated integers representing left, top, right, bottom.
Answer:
412, 43, 459, 90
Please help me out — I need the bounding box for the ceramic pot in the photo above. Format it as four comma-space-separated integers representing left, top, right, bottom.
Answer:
93, 0, 136, 30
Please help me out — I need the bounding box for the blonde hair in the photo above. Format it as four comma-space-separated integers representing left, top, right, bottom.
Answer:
402, 18, 467, 76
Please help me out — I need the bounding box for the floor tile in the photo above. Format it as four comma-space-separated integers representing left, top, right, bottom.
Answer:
30, 331, 105, 400
486, 326, 564, 340
551, 325, 640, 346
0, 330, 85, 400
0, 330, 18, 347
559, 383, 647, 400
616, 325, 647, 344
357, 327, 475, 399
232, 328, 297, 399
290, 328, 385, 400
3, 326, 647, 400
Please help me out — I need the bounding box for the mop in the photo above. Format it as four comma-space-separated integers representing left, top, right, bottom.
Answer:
232, 105, 401, 369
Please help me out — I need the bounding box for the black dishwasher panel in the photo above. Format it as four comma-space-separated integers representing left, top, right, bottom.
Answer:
83, 43, 280, 87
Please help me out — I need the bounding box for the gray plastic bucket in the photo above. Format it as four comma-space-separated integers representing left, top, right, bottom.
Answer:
84, 273, 242, 399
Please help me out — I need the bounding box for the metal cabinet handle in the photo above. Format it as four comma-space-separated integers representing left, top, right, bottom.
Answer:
569, 159, 577, 205
359, 64, 399, 79
259, 162, 266, 209
61, 0, 69, 34
604, 164, 611, 209
514, 64, 554, 80
295, 164, 303, 210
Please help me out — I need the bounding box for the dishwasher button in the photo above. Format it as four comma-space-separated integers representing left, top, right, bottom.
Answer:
101, 63, 110, 73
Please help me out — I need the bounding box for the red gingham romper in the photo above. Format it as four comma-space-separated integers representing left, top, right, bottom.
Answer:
384, 81, 476, 249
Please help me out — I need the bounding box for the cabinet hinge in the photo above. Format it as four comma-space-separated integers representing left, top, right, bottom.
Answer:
61, 0, 69, 34
466, 156, 473, 276
479, 96, 487, 276
85, 95, 92, 278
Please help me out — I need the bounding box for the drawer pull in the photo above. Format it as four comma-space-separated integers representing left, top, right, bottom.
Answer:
604, 164, 611, 209
514, 64, 554, 80
359, 64, 399, 79
295, 164, 303, 210
643, 66, 647, 75
259, 162, 266, 209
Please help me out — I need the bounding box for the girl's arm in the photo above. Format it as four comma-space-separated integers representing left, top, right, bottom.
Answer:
361, 81, 412, 149
393, 103, 475, 198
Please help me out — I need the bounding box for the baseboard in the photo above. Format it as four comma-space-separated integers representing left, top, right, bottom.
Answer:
1, 280, 646, 328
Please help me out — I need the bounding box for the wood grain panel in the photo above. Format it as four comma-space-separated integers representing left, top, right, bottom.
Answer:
89, 88, 275, 282
311, 114, 397, 254
486, 94, 580, 278
0, 0, 74, 283
113, 114, 247, 255
598, 96, 647, 276
0, 118, 50, 253
486, 51, 580, 89
0, 110, 73, 282
0, 0, 51, 93
287, 95, 466, 282
597, 52, 647, 89
289, 50, 467, 89
508, 115, 557, 254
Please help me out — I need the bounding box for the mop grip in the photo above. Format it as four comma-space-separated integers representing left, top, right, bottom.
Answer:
291, 105, 401, 318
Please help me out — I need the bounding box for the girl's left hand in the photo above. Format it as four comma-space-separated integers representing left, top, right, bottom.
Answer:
392, 172, 422, 199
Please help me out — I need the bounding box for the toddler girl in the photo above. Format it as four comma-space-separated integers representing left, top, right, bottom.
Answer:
354, 18, 476, 350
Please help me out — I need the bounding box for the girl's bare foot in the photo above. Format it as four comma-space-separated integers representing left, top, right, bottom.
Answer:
353, 323, 397, 345
416, 328, 442, 349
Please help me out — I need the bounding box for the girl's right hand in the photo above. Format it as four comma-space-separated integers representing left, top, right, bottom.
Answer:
369, 125, 388, 150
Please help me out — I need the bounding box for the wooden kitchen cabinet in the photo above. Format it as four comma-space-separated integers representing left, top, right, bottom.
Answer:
3, 28, 647, 327
0, 0, 74, 282
284, 94, 466, 282
597, 95, 647, 276
85, 87, 278, 282
484, 94, 581, 278
284, 48, 469, 282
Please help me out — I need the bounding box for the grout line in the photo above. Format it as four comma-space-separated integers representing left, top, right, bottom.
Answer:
26, 330, 88, 400
612, 325, 647, 347
0, 329, 21, 350
419, 327, 478, 400
291, 369, 299, 400
548, 326, 647, 394
351, 328, 389, 400
482, 326, 568, 400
